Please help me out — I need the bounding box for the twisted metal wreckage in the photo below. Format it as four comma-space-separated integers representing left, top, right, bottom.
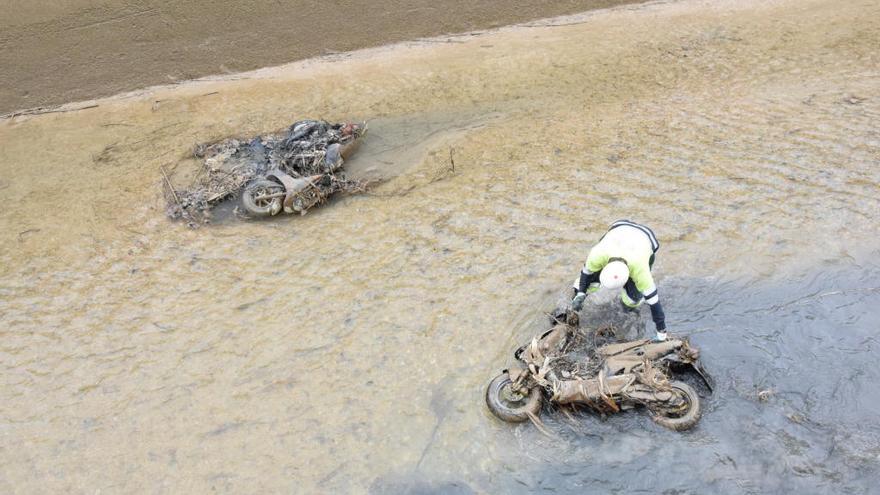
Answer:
164, 119, 368, 226
486, 310, 714, 431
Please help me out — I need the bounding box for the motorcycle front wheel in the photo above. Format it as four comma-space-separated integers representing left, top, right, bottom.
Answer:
651, 381, 702, 431
485, 372, 542, 423
241, 179, 285, 217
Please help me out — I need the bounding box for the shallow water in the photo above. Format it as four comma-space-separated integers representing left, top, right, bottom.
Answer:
432, 264, 880, 494
1, 0, 879, 493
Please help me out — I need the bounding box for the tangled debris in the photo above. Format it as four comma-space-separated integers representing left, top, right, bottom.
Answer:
164, 119, 368, 226
487, 308, 712, 431
531, 310, 619, 380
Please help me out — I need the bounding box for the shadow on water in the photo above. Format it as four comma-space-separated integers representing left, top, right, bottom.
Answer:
392, 255, 880, 494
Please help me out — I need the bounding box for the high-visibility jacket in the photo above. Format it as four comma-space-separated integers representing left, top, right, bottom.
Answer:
575, 220, 666, 330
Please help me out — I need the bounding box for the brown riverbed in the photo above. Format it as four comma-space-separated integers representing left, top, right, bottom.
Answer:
0, 0, 638, 114
1, 0, 880, 493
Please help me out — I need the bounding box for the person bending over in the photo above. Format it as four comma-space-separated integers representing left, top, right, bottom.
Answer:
571, 220, 667, 341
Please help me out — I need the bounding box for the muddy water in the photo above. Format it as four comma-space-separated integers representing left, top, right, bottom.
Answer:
1, 0, 879, 492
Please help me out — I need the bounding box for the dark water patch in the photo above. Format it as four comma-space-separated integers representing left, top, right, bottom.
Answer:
482, 256, 880, 494
370, 475, 477, 495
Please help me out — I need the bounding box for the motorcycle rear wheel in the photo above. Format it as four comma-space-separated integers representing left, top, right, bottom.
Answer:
242, 179, 285, 217
486, 372, 542, 423
651, 381, 701, 431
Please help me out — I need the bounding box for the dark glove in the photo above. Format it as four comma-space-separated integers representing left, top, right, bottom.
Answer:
571, 292, 586, 311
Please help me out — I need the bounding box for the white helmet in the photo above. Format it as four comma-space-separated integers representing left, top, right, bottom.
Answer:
600, 260, 628, 290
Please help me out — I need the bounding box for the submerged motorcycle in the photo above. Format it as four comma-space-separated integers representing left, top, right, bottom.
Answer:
486, 311, 713, 431
240, 121, 367, 217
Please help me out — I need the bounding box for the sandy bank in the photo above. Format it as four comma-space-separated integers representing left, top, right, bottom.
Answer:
0, 0, 638, 114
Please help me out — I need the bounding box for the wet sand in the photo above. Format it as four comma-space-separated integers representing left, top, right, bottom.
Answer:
0, 0, 637, 114
1, 0, 880, 493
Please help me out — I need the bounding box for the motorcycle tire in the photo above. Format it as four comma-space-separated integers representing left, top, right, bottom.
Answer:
485, 372, 542, 423
652, 381, 701, 431
241, 179, 285, 217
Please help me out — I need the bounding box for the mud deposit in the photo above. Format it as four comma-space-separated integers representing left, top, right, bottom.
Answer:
0, 0, 636, 114
1, 0, 879, 493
